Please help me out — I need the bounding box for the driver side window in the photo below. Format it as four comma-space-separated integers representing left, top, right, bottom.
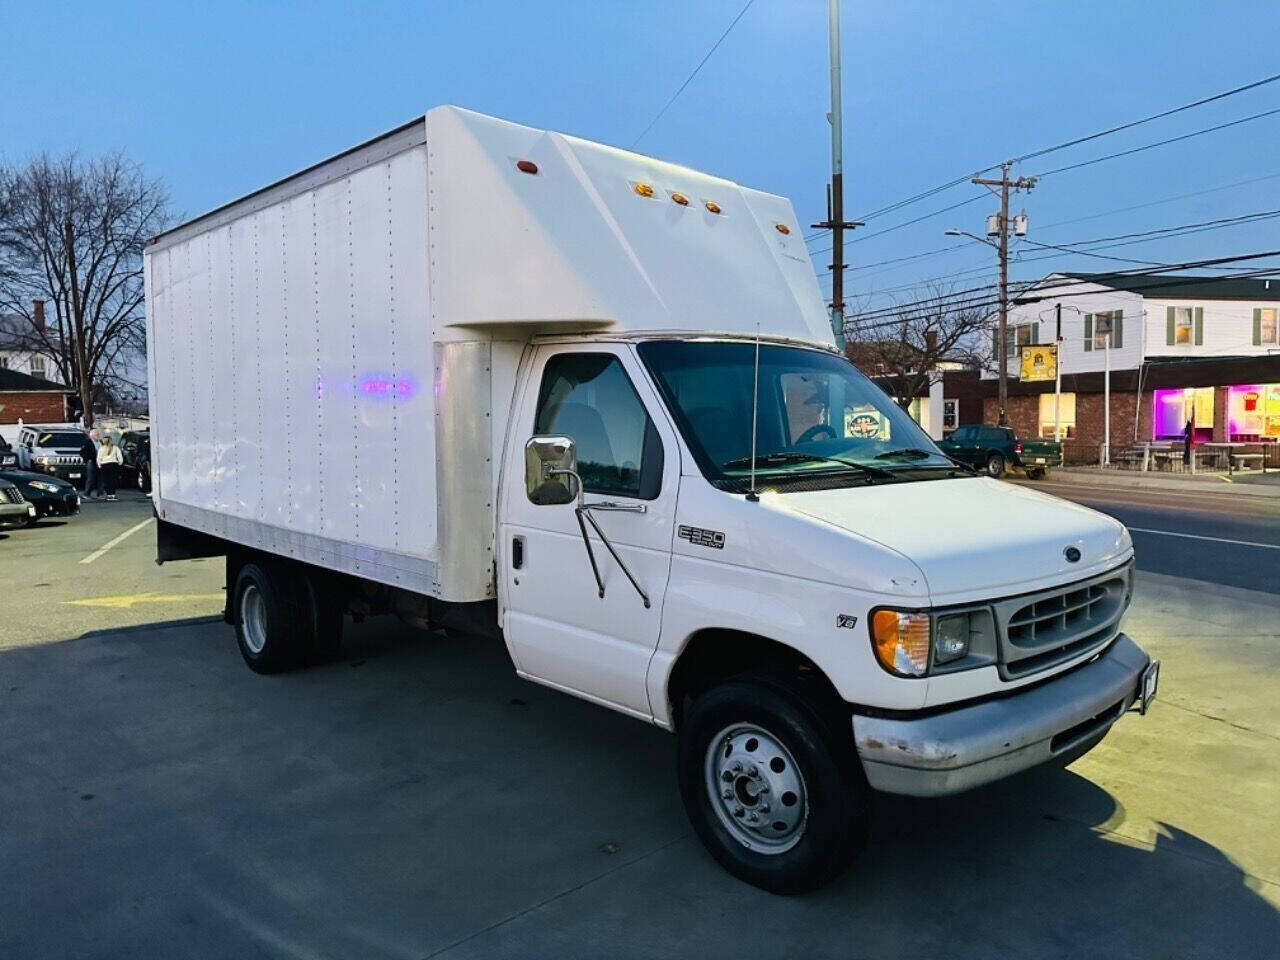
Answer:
534, 353, 663, 500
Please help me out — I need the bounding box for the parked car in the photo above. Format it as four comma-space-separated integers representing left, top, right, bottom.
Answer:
0, 433, 17, 470
0, 478, 37, 529
119, 430, 151, 492
0, 469, 80, 524
14, 426, 87, 486
937, 424, 1061, 479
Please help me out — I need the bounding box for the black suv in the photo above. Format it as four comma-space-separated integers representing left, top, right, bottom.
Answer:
120, 430, 151, 492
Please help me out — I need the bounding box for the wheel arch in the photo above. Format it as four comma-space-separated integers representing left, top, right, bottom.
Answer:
664, 628, 847, 732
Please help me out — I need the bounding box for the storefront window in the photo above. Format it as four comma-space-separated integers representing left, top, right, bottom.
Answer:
1153, 387, 1214, 439
1038, 392, 1075, 439
1227, 383, 1280, 440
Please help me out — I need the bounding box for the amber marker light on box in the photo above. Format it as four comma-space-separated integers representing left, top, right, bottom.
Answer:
671, 192, 689, 206
634, 182, 655, 198
774, 222, 791, 235
705, 200, 722, 214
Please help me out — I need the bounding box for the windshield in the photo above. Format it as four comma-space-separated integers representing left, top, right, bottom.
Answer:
637, 340, 956, 492
37, 432, 85, 448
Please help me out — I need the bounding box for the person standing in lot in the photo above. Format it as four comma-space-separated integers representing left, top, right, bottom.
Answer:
1183, 416, 1194, 466
80, 429, 104, 499
97, 435, 124, 501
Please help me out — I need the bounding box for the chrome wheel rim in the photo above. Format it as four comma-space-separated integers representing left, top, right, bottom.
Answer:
241, 583, 268, 654
704, 723, 808, 854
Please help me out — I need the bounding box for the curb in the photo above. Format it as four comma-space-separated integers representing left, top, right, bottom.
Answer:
1039, 469, 1280, 499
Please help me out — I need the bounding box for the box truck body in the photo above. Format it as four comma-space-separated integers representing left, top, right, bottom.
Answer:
146, 107, 1156, 893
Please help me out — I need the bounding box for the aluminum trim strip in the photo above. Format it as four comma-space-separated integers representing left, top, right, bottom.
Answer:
158, 499, 440, 596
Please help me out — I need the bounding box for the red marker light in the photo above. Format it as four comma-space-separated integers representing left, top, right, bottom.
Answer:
516, 160, 538, 175
775, 223, 791, 235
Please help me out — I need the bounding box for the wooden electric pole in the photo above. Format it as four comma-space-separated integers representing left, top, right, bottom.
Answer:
970, 163, 1035, 425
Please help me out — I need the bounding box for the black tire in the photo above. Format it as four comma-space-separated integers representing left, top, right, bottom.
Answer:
232, 560, 311, 674
137, 467, 151, 493
986, 452, 1006, 478
677, 676, 869, 894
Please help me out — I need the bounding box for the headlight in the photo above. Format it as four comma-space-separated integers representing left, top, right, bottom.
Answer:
30, 481, 60, 493
33, 456, 51, 465
934, 614, 971, 664
870, 609, 931, 677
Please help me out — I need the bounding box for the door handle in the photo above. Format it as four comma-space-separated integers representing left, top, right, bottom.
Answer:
512, 536, 524, 570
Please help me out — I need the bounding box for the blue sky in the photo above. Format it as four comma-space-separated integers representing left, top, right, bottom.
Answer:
4, 1, 1278, 312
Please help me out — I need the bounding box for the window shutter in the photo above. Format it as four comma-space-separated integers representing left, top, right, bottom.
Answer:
1194, 307, 1204, 345
1084, 314, 1093, 352
1112, 312, 1123, 350
1031, 323, 1039, 345
1166, 306, 1175, 345
1254, 308, 1264, 346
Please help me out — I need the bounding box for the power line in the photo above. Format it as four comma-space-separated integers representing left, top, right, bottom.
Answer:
844, 251, 1280, 326
1011, 72, 1280, 164
1032, 106, 1280, 178
630, 0, 755, 148
808, 194, 986, 256
833, 72, 1280, 227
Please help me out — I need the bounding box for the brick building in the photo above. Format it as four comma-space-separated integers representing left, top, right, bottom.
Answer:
0, 367, 72, 432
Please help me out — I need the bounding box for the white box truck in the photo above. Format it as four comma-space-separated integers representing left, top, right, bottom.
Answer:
145, 107, 1158, 892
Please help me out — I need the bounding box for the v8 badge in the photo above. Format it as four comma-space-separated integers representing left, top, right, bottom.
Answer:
836, 614, 858, 629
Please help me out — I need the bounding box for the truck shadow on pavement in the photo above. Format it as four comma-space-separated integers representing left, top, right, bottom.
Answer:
0, 615, 1275, 960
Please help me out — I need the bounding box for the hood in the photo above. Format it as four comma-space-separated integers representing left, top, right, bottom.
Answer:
0, 470, 72, 490
779, 477, 1131, 602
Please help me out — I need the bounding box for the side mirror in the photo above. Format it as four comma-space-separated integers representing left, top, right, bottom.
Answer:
525, 435, 579, 505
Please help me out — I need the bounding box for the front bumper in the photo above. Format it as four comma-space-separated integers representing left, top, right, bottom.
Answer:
30, 492, 80, 518
0, 502, 34, 528
853, 634, 1151, 797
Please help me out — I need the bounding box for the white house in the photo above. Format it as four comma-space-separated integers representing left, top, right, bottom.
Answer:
955, 272, 1280, 457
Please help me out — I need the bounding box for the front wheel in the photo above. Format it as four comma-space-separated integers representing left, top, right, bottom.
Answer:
677, 677, 868, 894
986, 452, 1006, 477
137, 467, 151, 493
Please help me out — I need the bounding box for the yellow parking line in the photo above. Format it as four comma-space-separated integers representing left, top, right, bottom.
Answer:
65, 592, 224, 610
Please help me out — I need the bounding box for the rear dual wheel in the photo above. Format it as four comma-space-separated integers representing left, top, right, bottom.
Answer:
678, 677, 868, 894
233, 560, 343, 673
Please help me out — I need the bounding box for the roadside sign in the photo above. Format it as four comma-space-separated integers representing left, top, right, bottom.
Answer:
1019, 344, 1057, 382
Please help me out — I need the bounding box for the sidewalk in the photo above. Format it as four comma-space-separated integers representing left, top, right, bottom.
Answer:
1046, 465, 1280, 498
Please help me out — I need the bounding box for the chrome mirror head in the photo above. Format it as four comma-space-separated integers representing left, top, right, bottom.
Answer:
525, 435, 578, 505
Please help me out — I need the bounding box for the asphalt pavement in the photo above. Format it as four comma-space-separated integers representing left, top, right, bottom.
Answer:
1010, 477, 1280, 593
1, 487, 1277, 959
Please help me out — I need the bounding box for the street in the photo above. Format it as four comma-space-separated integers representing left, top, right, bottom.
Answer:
1013, 478, 1280, 593
1, 486, 1277, 959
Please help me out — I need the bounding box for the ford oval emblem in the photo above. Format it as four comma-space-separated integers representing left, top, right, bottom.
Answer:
1064, 546, 1081, 563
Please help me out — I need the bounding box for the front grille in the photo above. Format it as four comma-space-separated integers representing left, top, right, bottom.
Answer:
992, 565, 1130, 679
1, 487, 24, 505
44, 455, 83, 465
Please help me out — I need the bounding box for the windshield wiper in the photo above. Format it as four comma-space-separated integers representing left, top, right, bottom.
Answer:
721, 451, 894, 480
876, 448, 976, 474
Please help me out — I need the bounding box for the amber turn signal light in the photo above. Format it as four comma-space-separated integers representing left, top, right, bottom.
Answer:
870, 609, 930, 677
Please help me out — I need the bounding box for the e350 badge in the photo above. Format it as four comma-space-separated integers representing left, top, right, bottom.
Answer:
678, 525, 725, 549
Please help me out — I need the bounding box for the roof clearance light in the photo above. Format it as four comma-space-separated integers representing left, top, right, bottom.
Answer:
671, 192, 689, 206
634, 182, 655, 198
515, 160, 538, 174
704, 201, 722, 214
774, 223, 791, 235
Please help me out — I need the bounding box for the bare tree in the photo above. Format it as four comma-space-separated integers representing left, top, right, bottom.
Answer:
843, 284, 991, 411
0, 153, 169, 425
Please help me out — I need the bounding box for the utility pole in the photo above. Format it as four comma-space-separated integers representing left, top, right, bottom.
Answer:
1054, 302, 1062, 443
811, 0, 862, 351
970, 163, 1035, 425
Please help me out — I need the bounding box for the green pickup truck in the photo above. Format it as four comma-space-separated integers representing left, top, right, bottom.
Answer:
938, 424, 1062, 479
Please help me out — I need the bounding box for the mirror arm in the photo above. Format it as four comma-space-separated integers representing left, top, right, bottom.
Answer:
572, 506, 607, 599
578, 507, 651, 609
